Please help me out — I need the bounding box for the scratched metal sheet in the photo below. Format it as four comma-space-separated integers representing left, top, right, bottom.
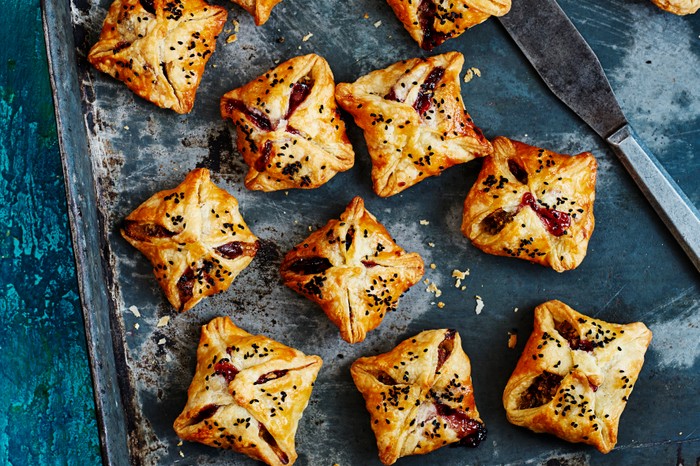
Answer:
44, 0, 699, 464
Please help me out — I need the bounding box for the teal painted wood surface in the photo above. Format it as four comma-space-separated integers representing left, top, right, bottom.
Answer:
0, 0, 101, 464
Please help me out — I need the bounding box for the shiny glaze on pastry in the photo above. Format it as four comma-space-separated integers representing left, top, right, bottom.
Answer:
121, 168, 259, 311
230, 0, 284, 25
88, 0, 226, 113
461, 137, 597, 272
651, 0, 698, 14
336, 52, 492, 197
503, 300, 652, 453
280, 197, 424, 343
386, 0, 511, 50
221, 54, 354, 192
174, 317, 322, 465
351, 329, 486, 465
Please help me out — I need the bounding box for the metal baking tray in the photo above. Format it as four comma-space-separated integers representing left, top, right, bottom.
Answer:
43, 0, 700, 464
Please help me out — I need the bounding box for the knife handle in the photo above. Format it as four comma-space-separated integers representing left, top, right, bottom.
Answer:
607, 124, 700, 273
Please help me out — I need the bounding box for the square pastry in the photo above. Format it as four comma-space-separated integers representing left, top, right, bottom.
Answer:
230, 0, 284, 25
336, 52, 492, 197
351, 329, 487, 465
221, 54, 354, 192
502, 300, 652, 453
121, 168, 259, 312
280, 197, 424, 344
386, 0, 512, 50
174, 317, 322, 466
88, 0, 227, 114
461, 137, 597, 272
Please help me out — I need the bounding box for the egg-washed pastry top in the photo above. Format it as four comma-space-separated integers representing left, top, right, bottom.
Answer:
121, 168, 259, 312
503, 300, 652, 453
88, 0, 227, 113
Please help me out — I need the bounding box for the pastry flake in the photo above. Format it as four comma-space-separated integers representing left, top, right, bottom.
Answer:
461, 137, 597, 272
336, 52, 492, 197
230, 0, 284, 25
221, 54, 354, 192
650, 0, 699, 14
174, 317, 322, 465
386, 0, 512, 50
121, 168, 259, 312
88, 0, 227, 114
351, 329, 487, 465
280, 197, 424, 343
502, 300, 652, 453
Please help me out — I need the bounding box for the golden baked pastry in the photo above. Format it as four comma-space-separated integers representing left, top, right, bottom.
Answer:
651, 0, 699, 14
335, 52, 493, 197
503, 300, 652, 454
351, 329, 487, 465
174, 317, 322, 466
230, 0, 284, 25
461, 137, 597, 272
88, 0, 227, 114
121, 168, 259, 312
386, 0, 511, 50
280, 197, 424, 343
221, 54, 354, 192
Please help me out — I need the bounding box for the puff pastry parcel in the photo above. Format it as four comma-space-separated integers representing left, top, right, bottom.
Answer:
651, 0, 699, 14
174, 317, 322, 466
386, 0, 511, 50
221, 54, 354, 192
461, 137, 597, 272
121, 168, 259, 312
230, 0, 284, 25
351, 329, 487, 465
280, 197, 424, 344
88, 0, 227, 114
336, 52, 492, 197
503, 300, 652, 453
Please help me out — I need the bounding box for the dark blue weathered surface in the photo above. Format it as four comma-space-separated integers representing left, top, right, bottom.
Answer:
0, 0, 101, 464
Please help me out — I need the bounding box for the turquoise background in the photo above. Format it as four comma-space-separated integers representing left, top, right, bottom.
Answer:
0, 0, 101, 463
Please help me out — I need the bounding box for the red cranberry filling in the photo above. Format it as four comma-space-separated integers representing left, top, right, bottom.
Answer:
176, 267, 196, 305
417, 0, 451, 51
123, 220, 176, 241
223, 99, 273, 132
413, 67, 445, 116
518, 371, 563, 409
254, 369, 289, 385
520, 192, 571, 236
284, 80, 312, 119
376, 371, 398, 385
508, 159, 529, 185
214, 360, 239, 383
288, 257, 332, 275
434, 401, 486, 446
113, 41, 131, 54
555, 320, 594, 352
345, 226, 355, 251
216, 241, 243, 260
361, 260, 378, 268
259, 424, 289, 465
384, 88, 400, 102
190, 403, 220, 425
254, 140, 274, 172
436, 329, 456, 372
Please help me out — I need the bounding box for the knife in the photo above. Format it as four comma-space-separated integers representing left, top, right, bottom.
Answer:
498, 0, 700, 273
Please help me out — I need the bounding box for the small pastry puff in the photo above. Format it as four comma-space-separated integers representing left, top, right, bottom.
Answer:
386, 0, 511, 50
503, 300, 652, 454
280, 197, 424, 344
229, 0, 284, 25
461, 137, 597, 272
351, 329, 487, 465
88, 0, 226, 114
221, 54, 354, 192
650, 0, 699, 14
336, 52, 493, 197
174, 317, 322, 466
121, 168, 259, 312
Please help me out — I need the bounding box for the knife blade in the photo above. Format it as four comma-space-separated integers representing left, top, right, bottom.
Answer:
498, 0, 700, 272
